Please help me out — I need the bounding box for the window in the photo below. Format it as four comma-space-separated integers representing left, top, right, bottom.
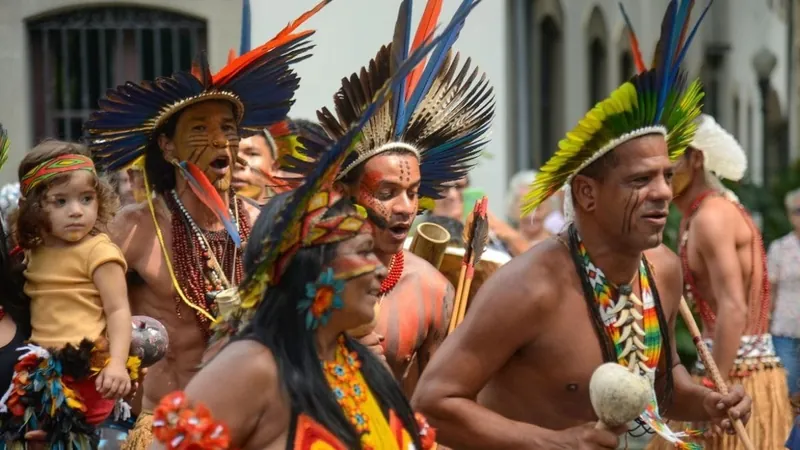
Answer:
586, 7, 608, 108
507, 0, 563, 172
28, 7, 207, 142
620, 51, 634, 84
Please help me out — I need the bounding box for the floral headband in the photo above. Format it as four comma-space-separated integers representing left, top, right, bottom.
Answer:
20, 154, 96, 196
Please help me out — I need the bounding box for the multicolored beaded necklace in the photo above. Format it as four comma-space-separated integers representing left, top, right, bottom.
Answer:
168, 191, 249, 338
571, 228, 702, 448
322, 336, 371, 442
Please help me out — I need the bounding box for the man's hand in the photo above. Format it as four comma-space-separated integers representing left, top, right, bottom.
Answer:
357, 332, 386, 361
96, 360, 132, 399
701, 384, 752, 435
544, 423, 625, 449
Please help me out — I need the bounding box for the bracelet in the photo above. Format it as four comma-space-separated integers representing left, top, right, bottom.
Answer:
152, 391, 232, 450
415, 412, 437, 450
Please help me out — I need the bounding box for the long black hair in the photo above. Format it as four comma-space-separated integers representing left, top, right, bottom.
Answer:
0, 219, 30, 335
240, 191, 423, 449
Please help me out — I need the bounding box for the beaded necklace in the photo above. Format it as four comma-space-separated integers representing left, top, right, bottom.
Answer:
322, 336, 371, 443
570, 227, 701, 448
378, 251, 403, 295
168, 191, 249, 338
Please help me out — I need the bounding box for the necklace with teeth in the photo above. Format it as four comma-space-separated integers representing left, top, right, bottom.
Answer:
573, 229, 703, 447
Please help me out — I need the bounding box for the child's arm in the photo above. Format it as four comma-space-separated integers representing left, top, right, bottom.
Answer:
93, 260, 132, 399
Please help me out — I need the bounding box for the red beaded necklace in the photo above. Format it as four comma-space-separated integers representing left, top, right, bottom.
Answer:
679, 190, 770, 334
379, 251, 404, 295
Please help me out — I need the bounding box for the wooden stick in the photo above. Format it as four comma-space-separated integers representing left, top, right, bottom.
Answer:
447, 264, 468, 334
456, 268, 475, 326
678, 298, 755, 450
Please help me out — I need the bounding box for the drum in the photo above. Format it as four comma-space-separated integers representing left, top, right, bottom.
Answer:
438, 246, 509, 303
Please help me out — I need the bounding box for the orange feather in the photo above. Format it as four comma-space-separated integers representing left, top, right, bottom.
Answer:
214, 0, 331, 86
177, 161, 241, 247
405, 0, 443, 98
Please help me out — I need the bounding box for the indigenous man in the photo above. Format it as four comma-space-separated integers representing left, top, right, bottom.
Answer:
412, 3, 752, 449
649, 113, 792, 449
281, 0, 493, 395
83, 4, 327, 448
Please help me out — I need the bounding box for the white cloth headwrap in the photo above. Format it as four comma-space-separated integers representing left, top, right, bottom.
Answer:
691, 114, 747, 182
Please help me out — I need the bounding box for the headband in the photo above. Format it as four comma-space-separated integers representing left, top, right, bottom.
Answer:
21, 154, 96, 196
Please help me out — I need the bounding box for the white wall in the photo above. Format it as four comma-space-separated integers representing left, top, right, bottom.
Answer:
249, 0, 509, 212
0, 0, 241, 186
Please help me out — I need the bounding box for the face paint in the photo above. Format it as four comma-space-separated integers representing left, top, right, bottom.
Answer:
330, 251, 382, 281
357, 170, 392, 230
171, 101, 240, 192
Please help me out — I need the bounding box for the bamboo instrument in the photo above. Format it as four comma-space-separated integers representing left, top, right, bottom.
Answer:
678, 297, 755, 450
348, 222, 451, 339
409, 222, 451, 270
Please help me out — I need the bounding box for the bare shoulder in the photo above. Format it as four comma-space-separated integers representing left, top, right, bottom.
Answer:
403, 251, 451, 289
188, 339, 278, 398
239, 195, 261, 225
472, 237, 568, 318
693, 196, 741, 230
643, 244, 682, 311
108, 198, 168, 261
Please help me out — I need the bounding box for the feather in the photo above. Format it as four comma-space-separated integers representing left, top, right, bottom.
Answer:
672, 0, 714, 77
240, 0, 252, 55
618, 2, 646, 73
401, 0, 482, 133
175, 161, 241, 247
469, 197, 489, 265
654, 0, 677, 122
406, 0, 444, 98
227, 48, 236, 65
0, 125, 9, 172
392, 0, 413, 138
191, 52, 213, 87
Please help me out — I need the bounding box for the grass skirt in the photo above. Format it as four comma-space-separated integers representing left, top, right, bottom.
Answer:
646, 365, 792, 450
0, 339, 140, 449
121, 411, 153, 450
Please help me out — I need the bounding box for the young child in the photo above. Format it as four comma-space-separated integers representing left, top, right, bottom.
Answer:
0, 140, 138, 448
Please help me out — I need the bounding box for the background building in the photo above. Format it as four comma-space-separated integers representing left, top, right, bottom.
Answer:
0, 0, 792, 212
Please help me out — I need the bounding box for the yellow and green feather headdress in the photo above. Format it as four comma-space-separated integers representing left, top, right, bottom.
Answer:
522, 0, 712, 216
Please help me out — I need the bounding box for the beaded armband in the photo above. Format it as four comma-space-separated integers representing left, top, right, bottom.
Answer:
415, 412, 438, 450
152, 391, 232, 450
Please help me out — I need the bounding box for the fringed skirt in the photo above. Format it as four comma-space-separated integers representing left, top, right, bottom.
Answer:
0, 338, 140, 449
648, 334, 793, 450
120, 411, 153, 450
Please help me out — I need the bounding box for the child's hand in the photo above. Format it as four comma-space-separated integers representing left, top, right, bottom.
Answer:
96, 360, 131, 399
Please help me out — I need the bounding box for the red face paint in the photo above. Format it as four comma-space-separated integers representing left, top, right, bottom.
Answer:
330, 251, 382, 281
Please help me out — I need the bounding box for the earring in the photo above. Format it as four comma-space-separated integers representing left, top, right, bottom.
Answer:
298, 268, 345, 330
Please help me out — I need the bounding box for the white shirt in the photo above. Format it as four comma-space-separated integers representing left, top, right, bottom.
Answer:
767, 232, 800, 338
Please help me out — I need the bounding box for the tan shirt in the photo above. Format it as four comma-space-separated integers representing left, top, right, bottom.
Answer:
24, 233, 127, 348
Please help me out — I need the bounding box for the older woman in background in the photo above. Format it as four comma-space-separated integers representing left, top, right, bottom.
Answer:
768, 187, 800, 408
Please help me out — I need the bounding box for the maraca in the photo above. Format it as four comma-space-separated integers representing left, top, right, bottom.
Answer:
130, 315, 169, 368
589, 362, 651, 429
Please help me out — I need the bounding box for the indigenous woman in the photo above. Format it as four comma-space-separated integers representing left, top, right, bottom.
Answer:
150, 25, 457, 450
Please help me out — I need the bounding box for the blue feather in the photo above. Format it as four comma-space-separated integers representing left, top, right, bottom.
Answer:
240, 0, 252, 55
664, 0, 691, 90
672, 0, 714, 80
399, 0, 481, 133
392, 0, 413, 139
655, 0, 678, 122
176, 161, 242, 248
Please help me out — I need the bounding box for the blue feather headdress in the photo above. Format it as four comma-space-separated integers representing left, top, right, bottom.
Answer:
84, 0, 330, 172
281, 0, 493, 210
213, 16, 471, 340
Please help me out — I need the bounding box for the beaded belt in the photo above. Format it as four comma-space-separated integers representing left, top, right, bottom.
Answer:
693, 333, 782, 376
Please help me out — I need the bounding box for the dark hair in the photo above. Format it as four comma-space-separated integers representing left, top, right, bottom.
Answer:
0, 222, 31, 336
579, 150, 619, 181
12, 140, 118, 249
425, 215, 465, 247
144, 112, 181, 195
240, 191, 423, 449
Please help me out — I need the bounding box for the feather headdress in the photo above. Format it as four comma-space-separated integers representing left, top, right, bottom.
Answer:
690, 114, 747, 181
281, 0, 493, 209
215, 17, 468, 339
84, 0, 330, 172
522, 0, 711, 216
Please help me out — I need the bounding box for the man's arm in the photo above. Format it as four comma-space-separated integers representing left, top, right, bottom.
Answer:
412, 255, 565, 450
417, 279, 454, 374
693, 206, 748, 379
